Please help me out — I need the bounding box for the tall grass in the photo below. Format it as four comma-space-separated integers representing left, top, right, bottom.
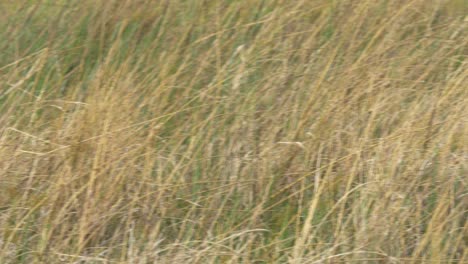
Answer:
0, 0, 466, 263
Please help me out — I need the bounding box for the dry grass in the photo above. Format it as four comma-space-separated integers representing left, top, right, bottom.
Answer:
0, 0, 466, 263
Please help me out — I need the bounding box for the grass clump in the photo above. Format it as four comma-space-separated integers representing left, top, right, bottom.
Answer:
0, 0, 466, 263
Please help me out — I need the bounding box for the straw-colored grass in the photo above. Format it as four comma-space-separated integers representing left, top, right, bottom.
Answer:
0, 0, 466, 263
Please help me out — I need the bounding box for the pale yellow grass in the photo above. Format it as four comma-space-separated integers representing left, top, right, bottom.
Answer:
0, 0, 466, 263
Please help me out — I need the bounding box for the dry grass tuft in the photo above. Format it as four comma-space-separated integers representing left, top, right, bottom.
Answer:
0, 0, 466, 263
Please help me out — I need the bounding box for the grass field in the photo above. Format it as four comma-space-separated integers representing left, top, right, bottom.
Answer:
0, 0, 466, 263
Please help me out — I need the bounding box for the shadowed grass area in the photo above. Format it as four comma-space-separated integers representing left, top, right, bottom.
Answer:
0, 0, 466, 263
